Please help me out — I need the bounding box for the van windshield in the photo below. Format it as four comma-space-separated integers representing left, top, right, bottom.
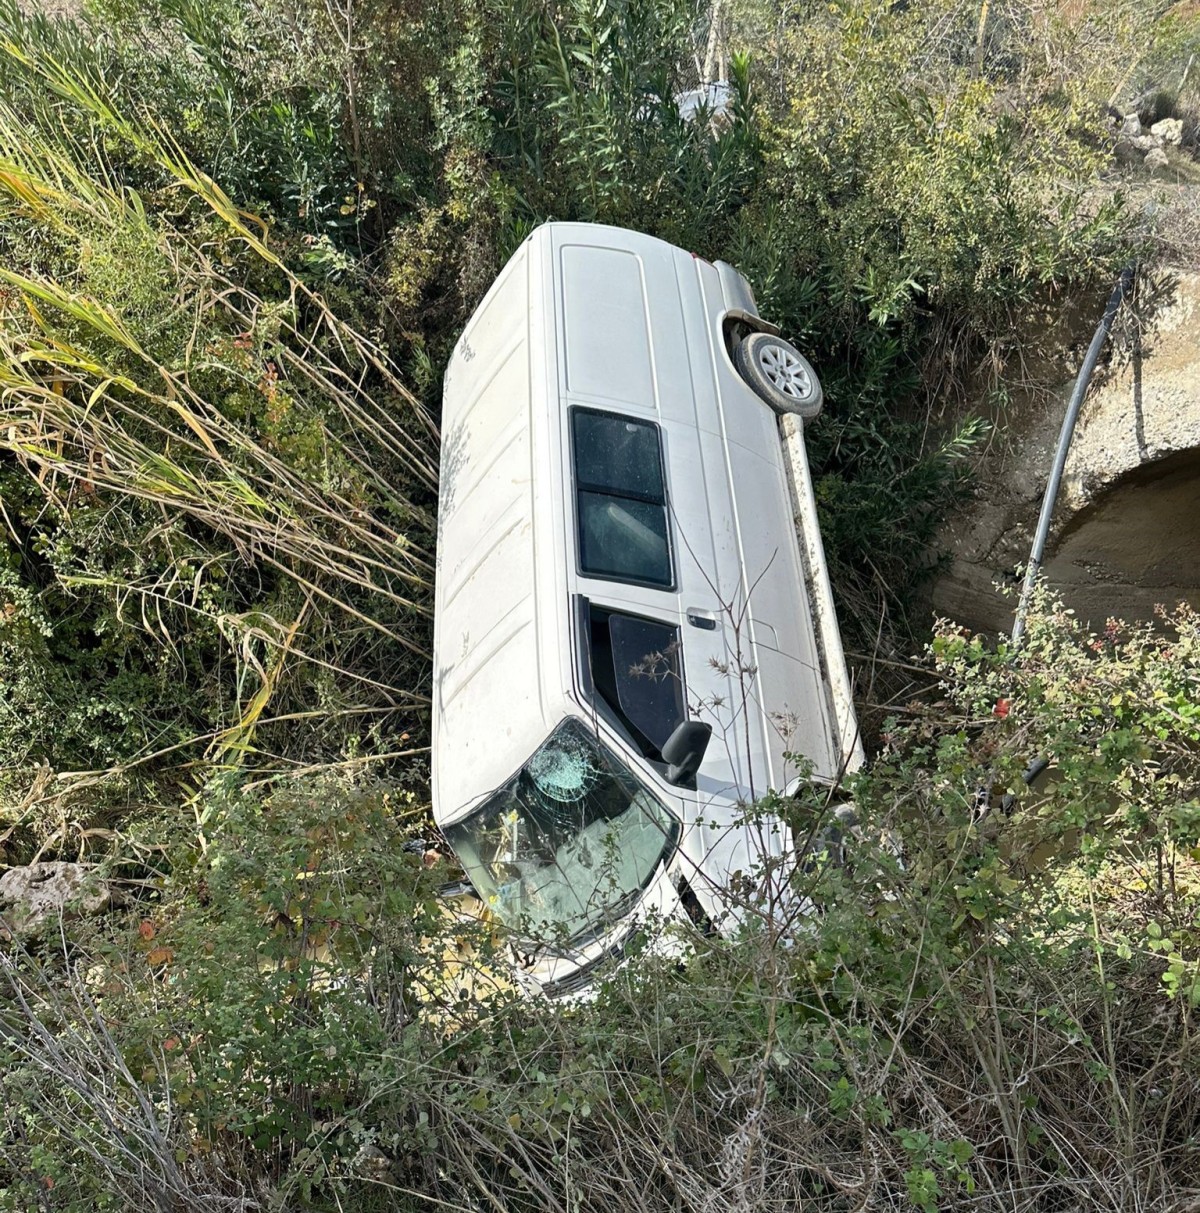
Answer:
444, 718, 678, 947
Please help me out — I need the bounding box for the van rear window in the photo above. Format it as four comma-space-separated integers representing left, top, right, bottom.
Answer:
572, 409, 672, 587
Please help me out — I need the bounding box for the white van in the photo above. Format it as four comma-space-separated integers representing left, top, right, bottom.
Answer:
433, 222, 861, 994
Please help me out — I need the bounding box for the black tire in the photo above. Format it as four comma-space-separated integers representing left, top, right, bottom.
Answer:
733, 331, 823, 420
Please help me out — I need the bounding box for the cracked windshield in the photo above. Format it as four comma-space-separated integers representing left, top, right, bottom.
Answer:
444, 719, 677, 945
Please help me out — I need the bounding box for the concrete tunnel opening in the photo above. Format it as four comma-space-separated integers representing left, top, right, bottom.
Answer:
928, 266, 1200, 640
1041, 446, 1200, 630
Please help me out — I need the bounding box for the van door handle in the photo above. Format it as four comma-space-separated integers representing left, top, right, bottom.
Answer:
686, 609, 717, 630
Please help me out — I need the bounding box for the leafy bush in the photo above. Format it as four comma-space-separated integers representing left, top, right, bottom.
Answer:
3, 595, 1199, 1211
719, 0, 1153, 629
1, 776, 447, 1208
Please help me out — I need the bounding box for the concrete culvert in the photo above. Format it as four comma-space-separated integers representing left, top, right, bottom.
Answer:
930, 265, 1200, 636
1042, 448, 1200, 628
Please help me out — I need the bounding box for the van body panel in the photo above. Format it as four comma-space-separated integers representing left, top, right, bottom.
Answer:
723, 441, 838, 779
561, 245, 656, 408
436, 221, 860, 983
683, 257, 840, 791
435, 247, 557, 822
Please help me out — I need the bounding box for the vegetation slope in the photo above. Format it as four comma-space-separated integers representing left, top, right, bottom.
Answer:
1, 0, 1199, 1208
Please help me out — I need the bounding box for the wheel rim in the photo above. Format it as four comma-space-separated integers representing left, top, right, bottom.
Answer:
757, 343, 813, 400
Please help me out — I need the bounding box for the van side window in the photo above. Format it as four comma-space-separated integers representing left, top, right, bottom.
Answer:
572, 409, 672, 588
587, 604, 685, 762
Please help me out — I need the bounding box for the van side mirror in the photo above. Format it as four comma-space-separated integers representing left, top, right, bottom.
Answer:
662, 720, 712, 787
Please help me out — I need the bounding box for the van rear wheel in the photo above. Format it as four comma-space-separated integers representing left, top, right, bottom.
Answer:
734, 332, 823, 420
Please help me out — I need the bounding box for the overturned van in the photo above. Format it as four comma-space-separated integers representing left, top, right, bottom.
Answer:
433, 222, 861, 993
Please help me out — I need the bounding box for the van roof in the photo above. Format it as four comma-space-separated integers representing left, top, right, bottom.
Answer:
434, 234, 560, 823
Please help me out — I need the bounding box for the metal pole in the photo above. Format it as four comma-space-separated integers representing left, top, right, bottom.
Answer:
1010, 265, 1134, 646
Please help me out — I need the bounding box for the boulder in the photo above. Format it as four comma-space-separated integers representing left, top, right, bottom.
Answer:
1150, 117, 1184, 146
1132, 133, 1163, 152
1145, 146, 1170, 170
0, 862, 113, 939
1120, 112, 1142, 138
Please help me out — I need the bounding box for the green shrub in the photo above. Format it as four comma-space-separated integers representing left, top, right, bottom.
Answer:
716, 0, 1152, 630
4, 596, 1198, 1211
1, 776, 446, 1208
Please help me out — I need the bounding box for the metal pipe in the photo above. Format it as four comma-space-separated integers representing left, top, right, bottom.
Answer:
1010, 265, 1135, 646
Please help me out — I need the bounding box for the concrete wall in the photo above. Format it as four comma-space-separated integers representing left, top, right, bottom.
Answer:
929, 269, 1200, 635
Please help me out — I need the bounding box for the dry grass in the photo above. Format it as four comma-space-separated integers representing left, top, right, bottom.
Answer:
0, 43, 442, 799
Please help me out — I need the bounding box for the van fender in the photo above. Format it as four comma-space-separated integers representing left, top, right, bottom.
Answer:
724, 307, 781, 337
714, 259, 781, 336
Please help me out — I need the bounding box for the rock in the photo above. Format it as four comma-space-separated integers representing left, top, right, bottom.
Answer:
1151, 118, 1183, 146
353, 1143, 394, 1177
0, 862, 113, 939
1120, 113, 1142, 138
1144, 146, 1170, 170
1132, 133, 1163, 152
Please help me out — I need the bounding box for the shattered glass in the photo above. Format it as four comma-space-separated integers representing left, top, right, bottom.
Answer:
444, 719, 678, 947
